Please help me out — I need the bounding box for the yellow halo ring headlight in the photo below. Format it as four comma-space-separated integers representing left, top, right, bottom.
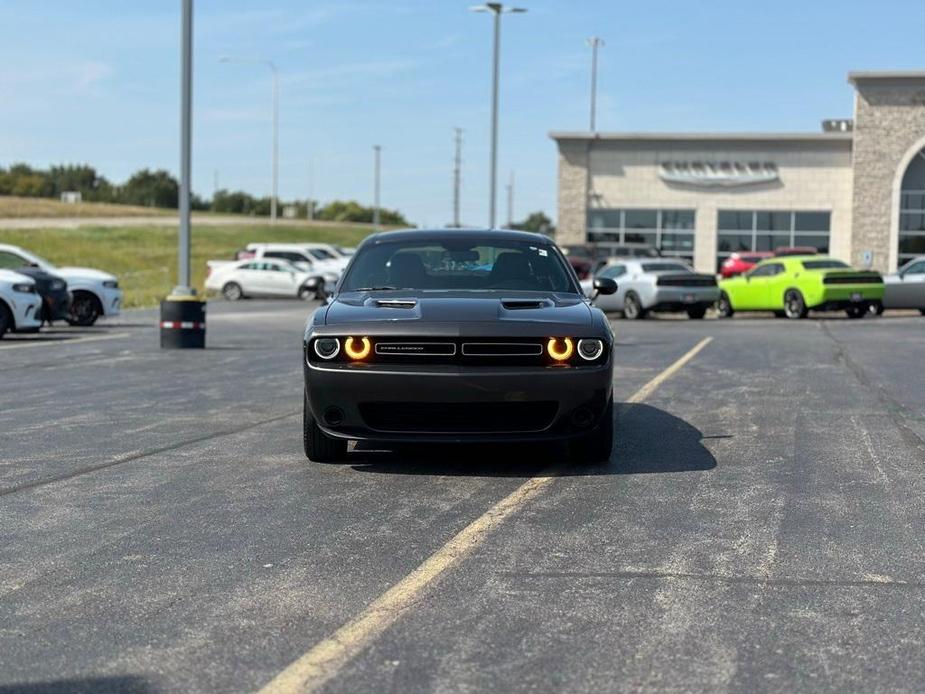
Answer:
344, 336, 372, 360
547, 337, 574, 362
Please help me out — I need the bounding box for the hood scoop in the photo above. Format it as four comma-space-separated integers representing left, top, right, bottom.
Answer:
375, 298, 418, 309
500, 298, 552, 310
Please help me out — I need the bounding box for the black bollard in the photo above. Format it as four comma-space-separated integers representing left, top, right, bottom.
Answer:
160, 296, 206, 349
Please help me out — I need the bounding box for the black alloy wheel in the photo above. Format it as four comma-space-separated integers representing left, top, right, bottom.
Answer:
67, 292, 102, 327
783, 290, 808, 320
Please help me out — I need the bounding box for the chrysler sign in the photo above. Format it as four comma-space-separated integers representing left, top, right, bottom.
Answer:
659, 161, 779, 188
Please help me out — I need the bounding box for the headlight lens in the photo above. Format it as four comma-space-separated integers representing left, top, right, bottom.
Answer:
547, 337, 574, 362
578, 338, 604, 361
103, 280, 119, 289
50, 279, 66, 291
344, 336, 372, 360
12, 283, 36, 294
313, 337, 340, 359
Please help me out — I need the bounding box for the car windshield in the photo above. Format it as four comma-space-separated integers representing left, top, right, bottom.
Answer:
641, 262, 691, 273
341, 238, 577, 293
802, 260, 849, 270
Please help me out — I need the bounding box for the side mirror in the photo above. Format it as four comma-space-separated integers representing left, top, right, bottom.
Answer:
593, 277, 618, 296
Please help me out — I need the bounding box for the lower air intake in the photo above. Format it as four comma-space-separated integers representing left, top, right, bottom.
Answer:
359, 401, 558, 433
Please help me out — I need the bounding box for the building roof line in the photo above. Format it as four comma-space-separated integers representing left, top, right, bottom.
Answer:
848, 70, 925, 85
548, 131, 854, 143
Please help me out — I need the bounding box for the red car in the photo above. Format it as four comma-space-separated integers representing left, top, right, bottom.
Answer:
719, 252, 773, 278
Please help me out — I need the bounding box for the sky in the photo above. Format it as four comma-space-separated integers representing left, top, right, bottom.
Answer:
1, 0, 924, 228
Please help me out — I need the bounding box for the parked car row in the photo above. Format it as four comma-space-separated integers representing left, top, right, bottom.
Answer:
0, 244, 123, 339
582, 253, 925, 320
206, 242, 355, 301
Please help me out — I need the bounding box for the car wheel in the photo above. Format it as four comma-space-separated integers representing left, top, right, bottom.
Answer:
870, 301, 884, 316
919, 309, 925, 317
298, 285, 315, 300
686, 307, 707, 320
623, 292, 646, 320
773, 310, 787, 318
716, 292, 734, 318
783, 289, 808, 320
569, 398, 614, 464
846, 305, 866, 319
303, 390, 348, 462
66, 291, 102, 327
0, 302, 11, 339
222, 282, 244, 301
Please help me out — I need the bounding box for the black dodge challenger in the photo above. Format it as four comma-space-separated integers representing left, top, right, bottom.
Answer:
302, 229, 618, 463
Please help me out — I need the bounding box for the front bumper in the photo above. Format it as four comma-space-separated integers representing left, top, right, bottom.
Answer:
304, 360, 614, 443
10, 294, 42, 331
100, 287, 123, 316
650, 287, 720, 312
39, 290, 72, 321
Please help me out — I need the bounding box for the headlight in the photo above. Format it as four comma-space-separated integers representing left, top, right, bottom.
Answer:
313, 337, 340, 359
12, 283, 36, 294
103, 280, 119, 289
546, 337, 574, 362
577, 338, 604, 361
50, 279, 66, 291
343, 336, 372, 360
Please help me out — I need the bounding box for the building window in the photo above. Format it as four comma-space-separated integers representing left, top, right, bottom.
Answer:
587, 208, 695, 261
717, 210, 831, 269
899, 149, 925, 265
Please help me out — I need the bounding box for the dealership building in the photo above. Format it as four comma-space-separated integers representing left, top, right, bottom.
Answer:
551, 71, 925, 274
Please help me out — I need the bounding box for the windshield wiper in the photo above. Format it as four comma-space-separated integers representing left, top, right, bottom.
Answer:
354, 286, 407, 291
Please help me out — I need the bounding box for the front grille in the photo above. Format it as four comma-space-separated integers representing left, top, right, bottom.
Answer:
359, 401, 558, 433
461, 342, 544, 356
657, 274, 717, 287
823, 274, 882, 285
375, 342, 456, 356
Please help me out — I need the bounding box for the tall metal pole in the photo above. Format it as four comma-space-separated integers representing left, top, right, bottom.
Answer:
506, 170, 514, 227
587, 37, 604, 132
373, 145, 381, 231
307, 158, 314, 221
270, 64, 279, 222
175, 0, 193, 295
453, 127, 462, 228
489, 9, 500, 228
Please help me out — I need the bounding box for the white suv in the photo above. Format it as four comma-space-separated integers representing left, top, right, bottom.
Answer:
0, 270, 42, 338
0, 244, 122, 326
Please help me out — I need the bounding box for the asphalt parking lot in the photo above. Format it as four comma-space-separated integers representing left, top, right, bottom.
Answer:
2, 301, 924, 693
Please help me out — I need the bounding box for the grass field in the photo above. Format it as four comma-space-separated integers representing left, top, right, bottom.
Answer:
0, 224, 372, 308
0, 195, 175, 218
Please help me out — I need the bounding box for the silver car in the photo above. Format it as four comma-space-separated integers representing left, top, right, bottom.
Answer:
581, 258, 720, 319
882, 256, 925, 314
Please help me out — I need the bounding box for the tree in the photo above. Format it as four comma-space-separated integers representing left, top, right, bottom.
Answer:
316, 199, 409, 226
118, 169, 179, 208
511, 211, 555, 235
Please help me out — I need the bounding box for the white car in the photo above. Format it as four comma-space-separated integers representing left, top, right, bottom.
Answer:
882, 256, 925, 314
0, 244, 122, 326
244, 243, 346, 275
0, 269, 42, 338
206, 258, 326, 301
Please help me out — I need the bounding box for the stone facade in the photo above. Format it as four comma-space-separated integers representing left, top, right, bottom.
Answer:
849, 73, 925, 271
556, 141, 589, 247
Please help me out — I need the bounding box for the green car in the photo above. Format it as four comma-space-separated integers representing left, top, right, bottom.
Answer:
717, 256, 884, 319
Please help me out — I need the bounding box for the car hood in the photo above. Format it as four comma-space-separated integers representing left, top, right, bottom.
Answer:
55, 266, 117, 282
0, 269, 36, 284
324, 291, 593, 330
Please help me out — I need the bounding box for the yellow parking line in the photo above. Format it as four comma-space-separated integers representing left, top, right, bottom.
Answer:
258, 336, 715, 694
0, 332, 131, 350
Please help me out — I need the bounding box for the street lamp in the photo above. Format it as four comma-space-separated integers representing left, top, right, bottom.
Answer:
373, 145, 381, 231
587, 37, 604, 132
470, 3, 526, 229
219, 56, 279, 223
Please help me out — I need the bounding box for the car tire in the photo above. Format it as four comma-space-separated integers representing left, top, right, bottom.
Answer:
303, 390, 348, 462
66, 291, 102, 327
716, 292, 734, 318
686, 307, 707, 320
773, 310, 787, 318
783, 289, 808, 320
870, 301, 884, 316
0, 302, 11, 339
222, 282, 244, 301
846, 305, 866, 319
569, 398, 614, 464
298, 285, 314, 300
623, 292, 646, 320
918, 308, 925, 316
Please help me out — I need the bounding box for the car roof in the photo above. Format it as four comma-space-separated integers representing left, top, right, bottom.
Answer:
360, 228, 554, 247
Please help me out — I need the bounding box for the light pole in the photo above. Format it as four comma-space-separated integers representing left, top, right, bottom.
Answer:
587, 37, 604, 132
452, 127, 462, 228
175, 0, 193, 296
373, 145, 381, 231
470, 3, 526, 229
219, 56, 279, 223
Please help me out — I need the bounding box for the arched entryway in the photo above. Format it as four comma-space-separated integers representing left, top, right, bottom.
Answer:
898, 145, 925, 267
